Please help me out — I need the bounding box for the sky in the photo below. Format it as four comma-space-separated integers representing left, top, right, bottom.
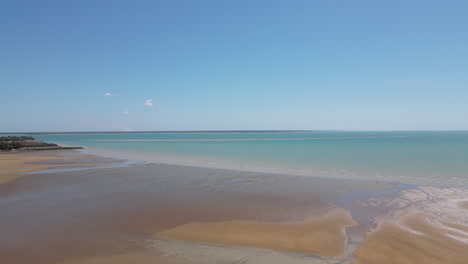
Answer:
1, 0, 467, 132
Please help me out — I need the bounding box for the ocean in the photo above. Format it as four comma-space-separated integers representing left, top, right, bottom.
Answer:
33, 131, 468, 187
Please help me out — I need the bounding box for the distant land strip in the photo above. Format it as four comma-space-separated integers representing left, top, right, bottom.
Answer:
85, 136, 408, 142
0, 130, 331, 135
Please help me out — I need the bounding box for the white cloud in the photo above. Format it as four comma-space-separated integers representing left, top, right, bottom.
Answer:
123, 110, 129, 114
145, 99, 154, 106
104, 92, 113, 96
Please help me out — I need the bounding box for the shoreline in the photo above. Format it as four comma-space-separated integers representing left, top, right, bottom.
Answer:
1, 150, 468, 264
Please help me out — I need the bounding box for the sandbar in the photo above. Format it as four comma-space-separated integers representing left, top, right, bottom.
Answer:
0, 151, 115, 185
0, 153, 64, 184
157, 207, 357, 257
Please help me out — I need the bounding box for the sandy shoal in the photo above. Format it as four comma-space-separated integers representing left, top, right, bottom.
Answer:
0, 152, 106, 184
354, 213, 468, 264
156, 207, 357, 257
0, 153, 64, 184
0, 153, 63, 168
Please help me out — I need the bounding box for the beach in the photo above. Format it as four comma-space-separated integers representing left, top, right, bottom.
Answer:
1, 149, 468, 264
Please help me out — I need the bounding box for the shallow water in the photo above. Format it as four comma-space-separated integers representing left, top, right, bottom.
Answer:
32, 131, 468, 187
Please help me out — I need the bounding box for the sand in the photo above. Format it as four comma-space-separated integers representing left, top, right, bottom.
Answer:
0, 153, 63, 184
0, 152, 114, 184
157, 207, 357, 257
458, 200, 468, 209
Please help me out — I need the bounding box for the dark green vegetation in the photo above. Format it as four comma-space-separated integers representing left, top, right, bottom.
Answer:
0, 136, 34, 142
0, 141, 22, 150
0, 136, 83, 151
0, 136, 35, 150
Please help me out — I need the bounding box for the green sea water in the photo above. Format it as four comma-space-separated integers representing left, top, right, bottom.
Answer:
32, 131, 468, 187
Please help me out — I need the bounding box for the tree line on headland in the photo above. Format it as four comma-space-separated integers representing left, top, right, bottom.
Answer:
0, 136, 83, 151
0, 136, 35, 151
0, 136, 35, 142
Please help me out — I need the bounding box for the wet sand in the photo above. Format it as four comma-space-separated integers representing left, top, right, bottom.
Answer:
0, 151, 118, 184
459, 200, 468, 209
354, 214, 468, 264
354, 187, 468, 264
0, 152, 73, 184
1, 151, 468, 264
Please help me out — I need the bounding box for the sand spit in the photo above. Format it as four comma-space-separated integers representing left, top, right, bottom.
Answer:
156, 207, 357, 257
354, 187, 468, 264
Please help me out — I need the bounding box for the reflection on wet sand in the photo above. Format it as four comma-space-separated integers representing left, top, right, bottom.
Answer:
157, 207, 356, 257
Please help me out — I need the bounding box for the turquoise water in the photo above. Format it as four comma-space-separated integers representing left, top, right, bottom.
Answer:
32, 131, 468, 187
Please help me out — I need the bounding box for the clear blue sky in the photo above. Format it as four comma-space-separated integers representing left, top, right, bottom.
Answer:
1, 0, 467, 132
